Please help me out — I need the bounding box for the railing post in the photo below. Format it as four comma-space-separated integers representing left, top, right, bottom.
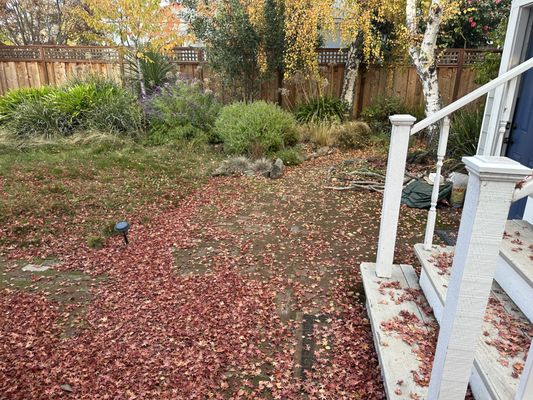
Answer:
428, 156, 530, 399
516, 340, 533, 400
375, 114, 416, 278
424, 116, 450, 249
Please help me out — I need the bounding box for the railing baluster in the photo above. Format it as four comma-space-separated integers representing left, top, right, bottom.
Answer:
424, 116, 450, 250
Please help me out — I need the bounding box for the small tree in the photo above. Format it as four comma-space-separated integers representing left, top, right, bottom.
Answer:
81, 0, 185, 95
183, 0, 284, 102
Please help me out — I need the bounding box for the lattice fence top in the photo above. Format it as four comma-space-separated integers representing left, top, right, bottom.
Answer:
0, 45, 499, 66
438, 48, 501, 66
0, 45, 120, 63
318, 49, 348, 65
44, 46, 120, 62
0, 46, 41, 60
169, 47, 206, 63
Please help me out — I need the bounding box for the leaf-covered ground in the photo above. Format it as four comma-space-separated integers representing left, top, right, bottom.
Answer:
0, 150, 461, 399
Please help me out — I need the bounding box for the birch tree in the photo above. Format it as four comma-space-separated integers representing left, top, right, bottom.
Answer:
333, 0, 460, 131
336, 0, 405, 115
283, 0, 334, 80
405, 0, 459, 141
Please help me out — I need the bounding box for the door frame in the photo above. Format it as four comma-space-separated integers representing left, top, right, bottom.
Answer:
478, 0, 533, 222
478, 0, 533, 157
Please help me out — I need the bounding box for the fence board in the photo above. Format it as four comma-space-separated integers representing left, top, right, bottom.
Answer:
26, 62, 41, 87
4, 62, 17, 90
0, 45, 497, 117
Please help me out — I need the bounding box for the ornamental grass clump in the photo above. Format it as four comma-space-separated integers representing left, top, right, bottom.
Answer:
294, 96, 348, 123
332, 121, 372, 150
0, 76, 142, 138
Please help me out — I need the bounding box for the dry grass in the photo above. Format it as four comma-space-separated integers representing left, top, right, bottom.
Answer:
297, 121, 336, 147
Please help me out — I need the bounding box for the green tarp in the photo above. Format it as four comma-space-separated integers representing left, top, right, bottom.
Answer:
401, 179, 453, 209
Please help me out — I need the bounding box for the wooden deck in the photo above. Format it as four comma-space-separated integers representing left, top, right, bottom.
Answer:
361, 263, 434, 399
415, 243, 532, 399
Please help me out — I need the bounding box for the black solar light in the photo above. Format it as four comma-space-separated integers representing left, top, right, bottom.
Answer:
114, 221, 130, 244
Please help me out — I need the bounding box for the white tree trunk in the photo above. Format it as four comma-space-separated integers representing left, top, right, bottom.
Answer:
135, 55, 147, 97
406, 0, 444, 144
341, 38, 363, 116
419, 65, 441, 121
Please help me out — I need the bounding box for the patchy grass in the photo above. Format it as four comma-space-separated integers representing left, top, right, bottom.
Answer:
0, 258, 107, 338
0, 145, 462, 398
0, 136, 222, 258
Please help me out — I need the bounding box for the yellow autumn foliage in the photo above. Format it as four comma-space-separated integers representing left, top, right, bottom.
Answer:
80, 0, 187, 53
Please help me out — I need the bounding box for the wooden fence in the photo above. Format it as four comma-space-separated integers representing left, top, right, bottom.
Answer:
0, 45, 498, 116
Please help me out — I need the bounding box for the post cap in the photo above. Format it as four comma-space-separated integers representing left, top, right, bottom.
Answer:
463, 156, 531, 181
389, 114, 417, 126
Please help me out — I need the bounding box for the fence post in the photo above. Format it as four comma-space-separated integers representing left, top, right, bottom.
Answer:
452, 49, 465, 102
38, 46, 50, 85
375, 114, 416, 278
117, 47, 126, 86
427, 156, 530, 399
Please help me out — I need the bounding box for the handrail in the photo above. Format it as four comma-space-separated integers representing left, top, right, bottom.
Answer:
512, 175, 533, 202
411, 56, 533, 134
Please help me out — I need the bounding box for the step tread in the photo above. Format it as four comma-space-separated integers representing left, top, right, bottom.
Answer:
361, 262, 433, 400
501, 220, 533, 286
415, 244, 532, 399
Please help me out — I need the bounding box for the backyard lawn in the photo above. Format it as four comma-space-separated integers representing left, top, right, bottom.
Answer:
0, 140, 461, 399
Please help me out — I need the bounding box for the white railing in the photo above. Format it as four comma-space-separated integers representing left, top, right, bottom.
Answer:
512, 175, 533, 201
375, 56, 533, 278
427, 156, 531, 399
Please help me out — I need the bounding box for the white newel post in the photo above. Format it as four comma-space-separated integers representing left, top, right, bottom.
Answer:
516, 340, 533, 400
375, 114, 416, 278
428, 156, 531, 399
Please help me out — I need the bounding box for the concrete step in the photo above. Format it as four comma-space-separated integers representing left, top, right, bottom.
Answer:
496, 219, 533, 322
361, 262, 434, 399
415, 244, 532, 400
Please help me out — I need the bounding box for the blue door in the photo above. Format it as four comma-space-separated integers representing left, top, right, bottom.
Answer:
507, 33, 533, 219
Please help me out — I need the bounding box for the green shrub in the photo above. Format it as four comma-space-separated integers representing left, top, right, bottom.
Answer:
448, 106, 483, 160
215, 101, 297, 156
360, 95, 423, 134
333, 121, 372, 150
145, 80, 221, 143
1, 77, 142, 138
273, 147, 304, 166
295, 96, 347, 123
